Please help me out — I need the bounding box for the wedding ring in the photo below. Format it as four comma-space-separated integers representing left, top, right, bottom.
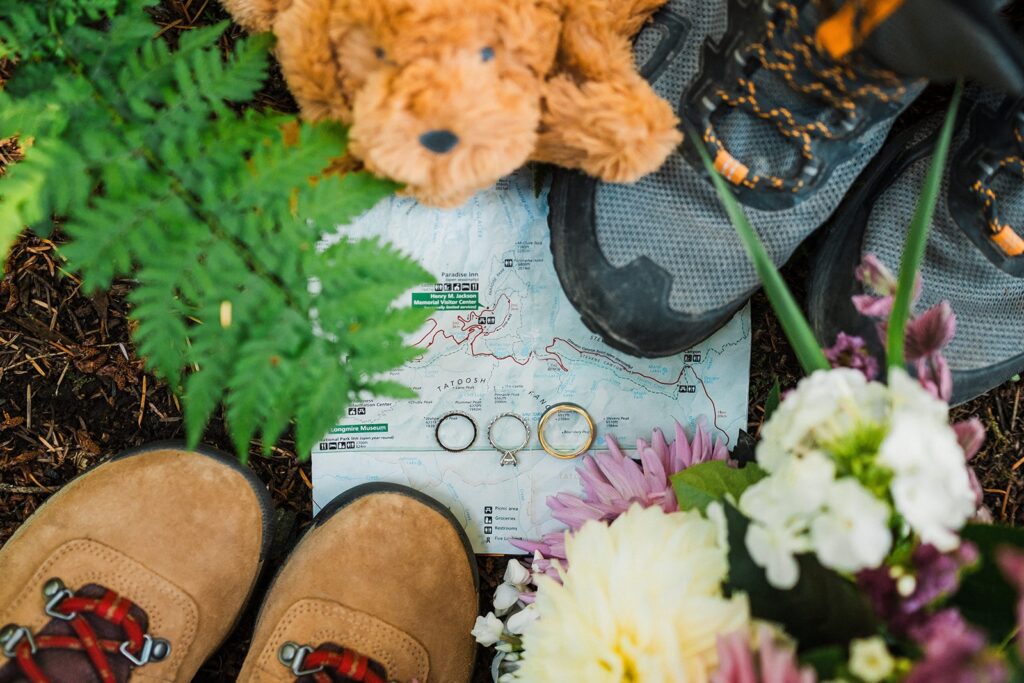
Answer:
487, 413, 530, 467
537, 403, 595, 459
434, 412, 478, 452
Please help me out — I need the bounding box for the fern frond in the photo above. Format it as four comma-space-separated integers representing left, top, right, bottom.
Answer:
0, 4, 433, 459
0, 0, 124, 60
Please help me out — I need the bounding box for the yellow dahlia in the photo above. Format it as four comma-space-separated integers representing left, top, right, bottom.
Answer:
516, 504, 749, 683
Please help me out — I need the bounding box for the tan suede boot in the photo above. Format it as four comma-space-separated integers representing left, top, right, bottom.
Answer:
0, 443, 273, 682
237, 483, 479, 683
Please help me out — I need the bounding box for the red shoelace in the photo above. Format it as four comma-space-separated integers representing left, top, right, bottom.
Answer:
280, 641, 390, 683
1, 579, 167, 683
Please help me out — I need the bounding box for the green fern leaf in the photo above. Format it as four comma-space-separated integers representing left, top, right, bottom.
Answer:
0, 1, 431, 460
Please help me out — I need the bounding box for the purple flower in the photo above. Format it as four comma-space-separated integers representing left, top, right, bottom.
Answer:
711, 625, 816, 683
824, 332, 880, 380
954, 418, 986, 509
905, 301, 957, 361
852, 254, 922, 318
915, 353, 953, 402
544, 420, 730, 531
511, 534, 567, 565
857, 254, 900, 296
903, 300, 957, 402
905, 612, 1007, 683
853, 293, 897, 318
904, 543, 979, 615
851, 255, 957, 400
510, 421, 730, 587
954, 418, 986, 461
857, 543, 979, 641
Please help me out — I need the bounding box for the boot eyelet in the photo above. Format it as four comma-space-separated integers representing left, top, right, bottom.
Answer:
120, 635, 171, 666
278, 641, 324, 676
0, 624, 36, 657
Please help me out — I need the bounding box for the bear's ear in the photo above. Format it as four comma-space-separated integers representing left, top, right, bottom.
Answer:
497, 0, 562, 77
219, 0, 293, 32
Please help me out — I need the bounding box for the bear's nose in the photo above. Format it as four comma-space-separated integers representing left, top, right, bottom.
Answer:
419, 129, 459, 154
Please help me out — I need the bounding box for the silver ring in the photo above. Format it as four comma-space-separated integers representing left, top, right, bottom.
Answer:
487, 413, 530, 467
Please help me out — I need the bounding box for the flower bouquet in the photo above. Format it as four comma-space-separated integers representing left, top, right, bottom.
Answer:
474, 84, 1024, 683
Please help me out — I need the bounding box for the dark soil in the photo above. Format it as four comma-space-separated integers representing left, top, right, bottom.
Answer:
1, 2, 1023, 681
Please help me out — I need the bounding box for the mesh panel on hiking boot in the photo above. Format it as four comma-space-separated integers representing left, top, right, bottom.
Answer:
595, 0, 909, 315
863, 121, 1024, 371
633, 21, 665, 71
712, 59, 835, 179
715, 109, 802, 179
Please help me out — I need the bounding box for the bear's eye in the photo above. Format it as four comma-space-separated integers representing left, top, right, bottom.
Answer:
374, 47, 386, 59
481, 46, 495, 62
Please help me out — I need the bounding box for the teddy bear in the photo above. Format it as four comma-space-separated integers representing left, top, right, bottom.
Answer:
220, 0, 681, 207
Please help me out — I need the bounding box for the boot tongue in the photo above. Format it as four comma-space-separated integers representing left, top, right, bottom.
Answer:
281, 642, 391, 683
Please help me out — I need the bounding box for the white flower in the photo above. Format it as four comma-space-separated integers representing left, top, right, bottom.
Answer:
810, 479, 892, 573
745, 520, 809, 589
516, 505, 749, 683
888, 368, 948, 423
506, 603, 539, 635
848, 637, 894, 683
472, 612, 505, 646
494, 559, 533, 615
493, 582, 522, 614
757, 369, 888, 472
880, 412, 975, 551
896, 574, 917, 597
770, 450, 836, 517
738, 474, 815, 531
504, 558, 531, 586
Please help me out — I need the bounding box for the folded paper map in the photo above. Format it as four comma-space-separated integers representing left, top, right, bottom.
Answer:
312, 171, 751, 553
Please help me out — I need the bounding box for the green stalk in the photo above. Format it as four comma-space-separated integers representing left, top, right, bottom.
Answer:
887, 81, 963, 371
693, 130, 830, 374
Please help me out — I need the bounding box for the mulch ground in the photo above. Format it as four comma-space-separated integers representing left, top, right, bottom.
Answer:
1, 2, 1023, 681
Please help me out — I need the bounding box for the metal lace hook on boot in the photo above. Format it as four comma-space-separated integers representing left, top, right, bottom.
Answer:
120, 635, 171, 666
278, 641, 324, 676
0, 624, 36, 657
42, 578, 75, 620
487, 413, 530, 467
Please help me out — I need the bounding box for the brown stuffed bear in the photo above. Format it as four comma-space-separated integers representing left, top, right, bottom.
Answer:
221, 0, 681, 207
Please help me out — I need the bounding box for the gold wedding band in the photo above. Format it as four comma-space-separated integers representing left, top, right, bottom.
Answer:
538, 403, 595, 459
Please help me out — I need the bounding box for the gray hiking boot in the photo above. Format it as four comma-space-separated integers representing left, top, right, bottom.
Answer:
548, 0, 1023, 358
809, 89, 1024, 403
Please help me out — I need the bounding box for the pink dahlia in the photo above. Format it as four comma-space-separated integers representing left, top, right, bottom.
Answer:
547, 420, 730, 531
510, 420, 730, 562
712, 626, 816, 683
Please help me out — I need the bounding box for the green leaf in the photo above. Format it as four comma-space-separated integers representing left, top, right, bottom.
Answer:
671, 461, 767, 512
886, 81, 962, 371
0, 4, 428, 459
951, 523, 1024, 640
691, 128, 830, 375
294, 352, 351, 459
799, 646, 846, 679
184, 364, 227, 448
723, 504, 878, 648
765, 378, 782, 422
